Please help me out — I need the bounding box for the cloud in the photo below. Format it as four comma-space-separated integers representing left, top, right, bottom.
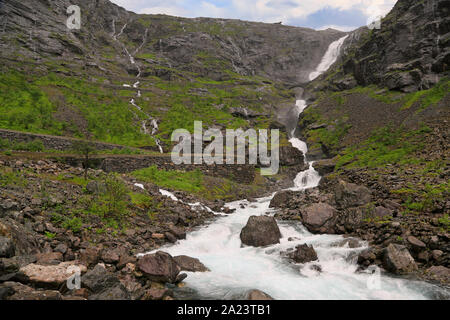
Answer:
109, 0, 398, 29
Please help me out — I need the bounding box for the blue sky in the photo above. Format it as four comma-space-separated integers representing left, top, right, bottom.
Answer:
110, 0, 398, 31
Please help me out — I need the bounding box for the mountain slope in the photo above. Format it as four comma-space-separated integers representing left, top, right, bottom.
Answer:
0, 0, 344, 150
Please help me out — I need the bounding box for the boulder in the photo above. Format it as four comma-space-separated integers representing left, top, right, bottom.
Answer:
313, 159, 336, 176
245, 289, 274, 300
334, 180, 371, 209
300, 203, 337, 233
425, 266, 450, 284
269, 190, 296, 208
407, 236, 426, 252
174, 255, 209, 272
101, 249, 120, 264
137, 251, 181, 284
19, 261, 87, 288
382, 244, 418, 275
0, 236, 14, 258
81, 264, 131, 300
240, 216, 282, 247
35, 252, 63, 265
288, 244, 318, 263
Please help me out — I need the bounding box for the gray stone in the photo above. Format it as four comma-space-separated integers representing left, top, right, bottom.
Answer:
240, 216, 282, 247
383, 244, 418, 275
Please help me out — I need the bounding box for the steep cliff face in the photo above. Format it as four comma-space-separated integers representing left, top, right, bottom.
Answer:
318, 0, 449, 93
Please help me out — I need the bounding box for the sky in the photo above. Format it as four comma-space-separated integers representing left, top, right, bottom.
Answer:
109, 0, 398, 31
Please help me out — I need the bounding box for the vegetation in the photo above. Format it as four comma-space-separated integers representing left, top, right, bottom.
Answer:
335, 125, 431, 169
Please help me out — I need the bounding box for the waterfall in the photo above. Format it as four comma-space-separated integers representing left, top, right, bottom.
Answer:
138, 36, 448, 300
309, 35, 348, 81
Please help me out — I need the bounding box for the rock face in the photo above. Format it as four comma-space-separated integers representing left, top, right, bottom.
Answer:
300, 203, 337, 233
137, 251, 181, 284
174, 255, 209, 272
279, 146, 307, 167
330, 0, 449, 92
240, 216, 282, 247
269, 190, 297, 208
288, 244, 318, 263
383, 244, 418, 275
19, 262, 87, 288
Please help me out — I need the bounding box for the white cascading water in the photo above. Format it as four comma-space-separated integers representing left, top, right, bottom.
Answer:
141, 36, 448, 300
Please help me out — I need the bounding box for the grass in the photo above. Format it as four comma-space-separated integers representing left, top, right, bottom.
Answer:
401, 78, 450, 111
335, 125, 431, 169
131, 165, 204, 193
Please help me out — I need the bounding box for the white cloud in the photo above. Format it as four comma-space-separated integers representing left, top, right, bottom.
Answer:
110, 0, 398, 29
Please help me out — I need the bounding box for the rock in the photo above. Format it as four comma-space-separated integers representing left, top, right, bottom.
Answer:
1, 281, 62, 300
168, 225, 186, 240
425, 266, 450, 284
334, 180, 371, 209
279, 146, 307, 167
374, 206, 393, 218
0, 236, 15, 258
300, 203, 337, 233
164, 232, 178, 243
269, 190, 296, 208
407, 236, 426, 252
82, 264, 119, 292
287, 244, 318, 263
79, 247, 101, 267
174, 255, 209, 272
19, 262, 87, 288
101, 249, 120, 264
240, 216, 282, 247
89, 284, 130, 300
151, 233, 165, 240
35, 252, 63, 265
143, 288, 170, 300
54, 244, 68, 254
382, 244, 418, 275
245, 289, 274, 300
0, 255, 37, 274
313, 159, 336, 176
137, 251, 181, 284
431, 250, 443, 261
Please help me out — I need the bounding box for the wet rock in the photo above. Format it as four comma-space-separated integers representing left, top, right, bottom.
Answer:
287, 244, 318, 263
334, 180, 371, 209
168, 225, 186, 240
279, 146, 306, 167
240, 216, 282, 247
19, 262, 87, 288
382, 244, 418, 275
137, 251, 181, 284
174, 255, 209, 272
300, 203, 337, 233
245, 289, 274, 300
0, 236, 15, 258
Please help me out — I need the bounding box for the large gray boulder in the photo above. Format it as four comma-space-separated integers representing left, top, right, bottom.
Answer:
81, 264, 130, 300
382, 244, 418, 275
300, 203, 337, 233
137, 251, 181, 284
240, 216, 282, 247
